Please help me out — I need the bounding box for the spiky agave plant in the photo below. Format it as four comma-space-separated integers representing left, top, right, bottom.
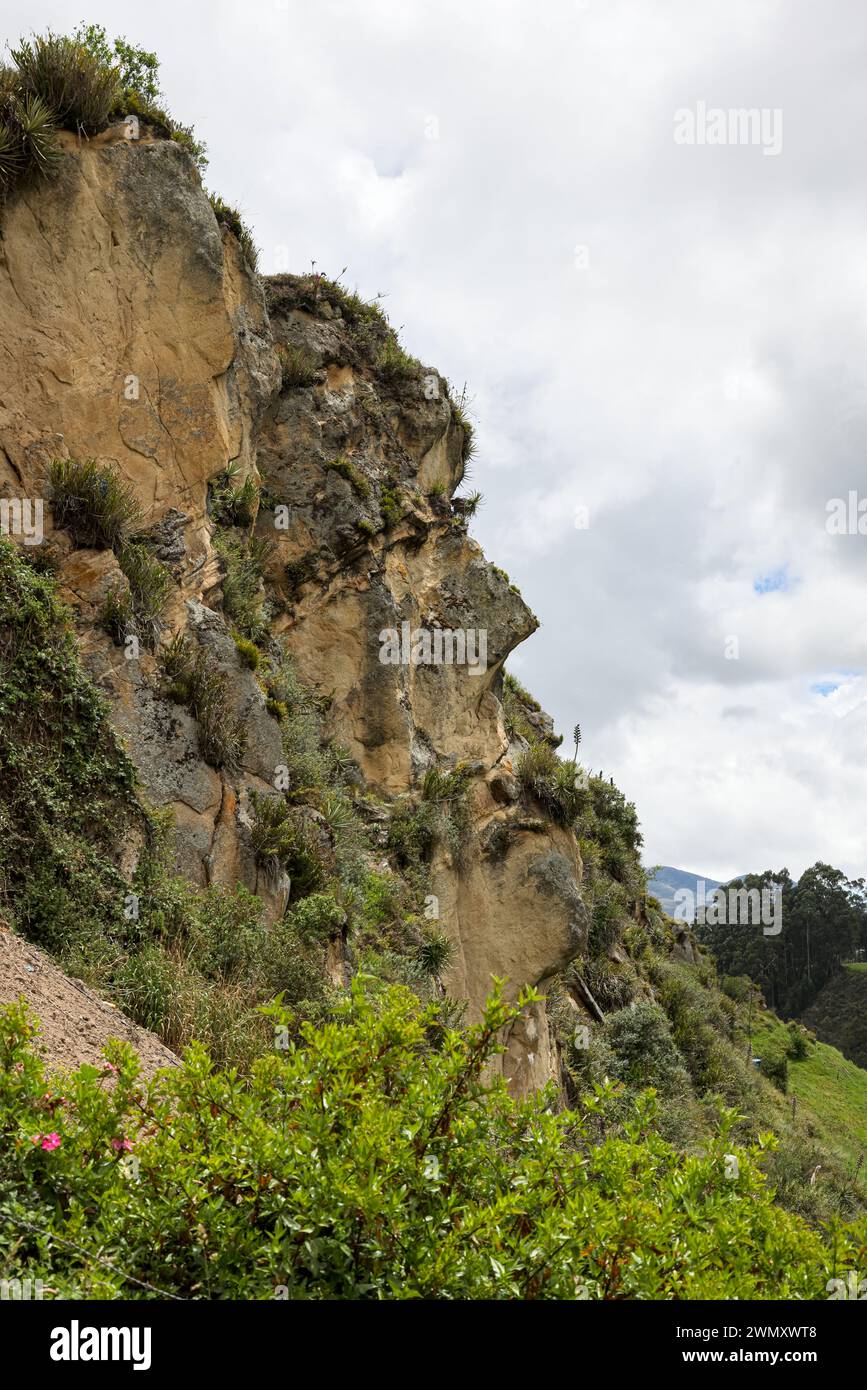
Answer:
11, 32, 121, 134
0, 70, 60, 201
416, 926, 455, 980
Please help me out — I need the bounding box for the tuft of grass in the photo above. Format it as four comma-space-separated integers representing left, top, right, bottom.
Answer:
516, 742, 583, 827
501, 670, 541, 742
213, 528, 272, 643
325, 456, 370, 501
103, 542, 172, 649
248, 790, 324, 897
100, 585, 135, 646
277, 343, 318, 389
0, 78, 60, 201
233, 633, 260, 670
379, 486, 404, 531
449, 387, 477, 469
49, 457, 142, 550
160, 634, 246, 771
209, 468, 260, 527
11, 31, 121, 134
377, 333, 419, 382
209, 194, 259, 272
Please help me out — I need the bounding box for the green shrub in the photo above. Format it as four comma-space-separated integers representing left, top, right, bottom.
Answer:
49, 457, 142, 549
70, 23, 206, 172
603, 1001, 690, 1095
209, 469, 260, 527
0, 539, 137, 959
73, 24, 160, 103
516, 743, 581, 826
213, 528, 271, 642
290, 892, 345, 944
501, 670, 539, 741
656, 962, 731, 1094
580, 956, 639, 1013
760, 1047, 789, 1093
388, 799, 439, 868
1, 984, 862, 1300
587, 887, 627, 955
786, 1022, 810, 1061
99, 585, 135, 647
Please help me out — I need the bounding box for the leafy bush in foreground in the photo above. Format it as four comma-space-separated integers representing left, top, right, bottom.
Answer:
1, 985, 864, 1301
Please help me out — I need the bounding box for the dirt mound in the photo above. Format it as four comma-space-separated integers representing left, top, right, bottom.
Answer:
0, 926, 179, 1079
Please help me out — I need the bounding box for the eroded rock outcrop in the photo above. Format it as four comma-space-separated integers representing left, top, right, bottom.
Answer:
0, 130, 587, 1091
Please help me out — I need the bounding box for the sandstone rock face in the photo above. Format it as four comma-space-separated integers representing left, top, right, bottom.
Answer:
0, 140, 588, 1090
0, 125, 279, 592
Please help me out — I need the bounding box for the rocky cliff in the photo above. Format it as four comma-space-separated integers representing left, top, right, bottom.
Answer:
0, 121, 588, 1092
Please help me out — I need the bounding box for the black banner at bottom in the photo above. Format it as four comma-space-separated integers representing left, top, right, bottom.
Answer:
2, 1296, 861, 1378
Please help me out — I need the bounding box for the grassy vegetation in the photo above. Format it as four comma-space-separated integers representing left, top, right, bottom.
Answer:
751, 1010, 867, 1175
160, 634, 246, 771
208, 194, 258, 272
379, 485, 404, 530
277, 342, 318, 389
501, 669, 540, 741
50, 457, 141, 549
800, 962, 867, 1070
324, 455, 370, 501
0, 539, 138, 963
449, 386, 477, 471
101, 542, 173, 650
11, 31, 120, 134
213, 527, 273, 643
376, 334, 419, 382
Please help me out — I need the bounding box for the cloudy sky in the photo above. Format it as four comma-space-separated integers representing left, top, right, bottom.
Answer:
7, 0, 867, 881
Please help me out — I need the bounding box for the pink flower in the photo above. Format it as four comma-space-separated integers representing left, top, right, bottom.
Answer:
31, 1132, 61, 1151
102, 1062, 119, 1076
111, 1137, 132, 1153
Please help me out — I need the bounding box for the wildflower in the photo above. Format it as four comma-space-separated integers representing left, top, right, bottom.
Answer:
111, 1137, 133, 1153
31, 1132, 61, 1151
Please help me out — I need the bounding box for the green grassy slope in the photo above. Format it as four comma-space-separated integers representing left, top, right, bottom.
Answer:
751, 1010, 867, 1174
800, 963, 867, 1071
